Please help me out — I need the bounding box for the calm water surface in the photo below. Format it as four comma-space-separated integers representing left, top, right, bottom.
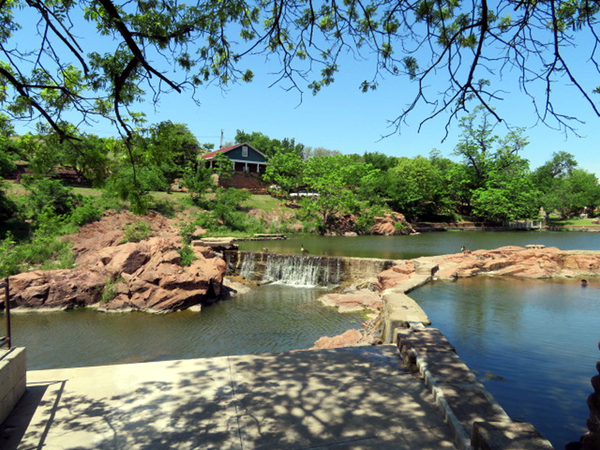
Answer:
240, 231, 600, 259
10, 285, 364, 370
411, 277, 600, 449
7, 231, 600, 449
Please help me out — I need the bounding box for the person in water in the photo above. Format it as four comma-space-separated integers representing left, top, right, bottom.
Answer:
581, 279, 588, 287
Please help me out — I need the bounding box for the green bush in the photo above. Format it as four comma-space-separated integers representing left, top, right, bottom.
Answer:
101, 276, 123, 303
21, 176, 77, 218
34, 205, 74, 237
69, 199, 102, 226
179, 221, 196, 244
121, 221, 153, 243
178, 244, 196, 266
0, 182, 17, 221
0, 233, 75, 277
194, 211, 219, 231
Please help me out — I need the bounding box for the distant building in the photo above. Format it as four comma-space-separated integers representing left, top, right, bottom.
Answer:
201, 143, 267, 174
200, 143, 268, 193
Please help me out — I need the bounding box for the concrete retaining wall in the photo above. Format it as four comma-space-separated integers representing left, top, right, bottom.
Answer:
0, 347, 26, 425
396, 326, 554, 450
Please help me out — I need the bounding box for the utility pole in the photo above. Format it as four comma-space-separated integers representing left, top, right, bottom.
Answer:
220, 129, 224, 149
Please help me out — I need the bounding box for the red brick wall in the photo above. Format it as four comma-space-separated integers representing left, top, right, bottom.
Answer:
217, 172, 268, 194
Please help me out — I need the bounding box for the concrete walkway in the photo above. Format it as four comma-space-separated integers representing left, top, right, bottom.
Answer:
1, 346, 456, 450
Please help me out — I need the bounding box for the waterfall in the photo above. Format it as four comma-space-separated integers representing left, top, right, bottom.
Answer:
239, 253, 257, 280
262, 254, 342, 287
232, 251, 394, 288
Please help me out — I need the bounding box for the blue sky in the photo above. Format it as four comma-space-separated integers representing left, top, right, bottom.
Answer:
123, 51, 600, 176
10, 6, 600, 176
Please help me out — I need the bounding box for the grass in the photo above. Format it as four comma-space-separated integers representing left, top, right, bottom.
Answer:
242, 194, 286, 213
549, 217, 600, 227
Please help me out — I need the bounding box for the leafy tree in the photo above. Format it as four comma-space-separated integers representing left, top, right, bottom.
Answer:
263, 149, 304, 195
2, 0, 597, 146
531, 152, 600, 216
387, 156, 448, 220
471, 160, 540, 222
235, 130, 304, 159
563, 170, 600, 214
534, 151, 578, 182
21, 175, 79, 221
539, 169, 600, 216
302, 154, 377, 232
303, 147, 341, 160
211, 188, 251, 230
362, 152, 398, 172
14, 126, 113, 186
181, 163, 214, 205
213, 153, 234, 180
0, 114, 19, 177
143, 121, 200, 182
452, 107, 534, 219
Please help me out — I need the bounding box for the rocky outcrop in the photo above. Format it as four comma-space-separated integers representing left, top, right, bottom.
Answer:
319, 246, 600, 350
374, 260, 415, 290
435, 246, 600, 280
311, 329, 364, 349
373, 247, 600, 293
7, 212, 226, 313
319, 289, 382, 313
369, 212, 416, 236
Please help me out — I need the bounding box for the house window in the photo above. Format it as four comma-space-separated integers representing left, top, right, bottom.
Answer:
242, 145, 248, 157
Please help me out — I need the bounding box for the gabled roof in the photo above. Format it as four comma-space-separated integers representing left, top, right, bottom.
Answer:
201, 143, 266, 160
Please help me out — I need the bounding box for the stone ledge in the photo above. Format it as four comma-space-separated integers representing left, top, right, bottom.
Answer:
396, 327, 455, 363
472, 421, 555, 450
396, 327, 553, 450
0, 347, 26, 425
381, 293, 431, 343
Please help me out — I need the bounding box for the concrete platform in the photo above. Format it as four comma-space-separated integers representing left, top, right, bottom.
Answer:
0, 346, 457, 450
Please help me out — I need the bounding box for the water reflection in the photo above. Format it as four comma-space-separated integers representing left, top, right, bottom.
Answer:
411, 277, 600, 448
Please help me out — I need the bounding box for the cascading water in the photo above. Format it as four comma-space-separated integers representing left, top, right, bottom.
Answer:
230, 251, 394, 288
239, 253, 257, 280
237, 253, 343, 287
264, 254, 341, 286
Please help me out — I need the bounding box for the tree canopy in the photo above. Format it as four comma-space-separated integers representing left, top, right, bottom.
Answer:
1, 0, 599, 143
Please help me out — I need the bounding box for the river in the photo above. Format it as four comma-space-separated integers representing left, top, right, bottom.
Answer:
238, 230, 600, 259
6, 230, 600, 449
9, 285, 364, 370
411, 277, 600, 448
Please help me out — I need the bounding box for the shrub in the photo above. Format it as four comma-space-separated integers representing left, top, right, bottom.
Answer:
194, 211, 219, 231
69, 199, 102, 226
179, 221, 196, 244
101, 276, 123, 303
34, 205, 70, 237
0, 233, 75, 277
21, 176, 77, 218
178, 244, 196, 266
121, 221, 153, 243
